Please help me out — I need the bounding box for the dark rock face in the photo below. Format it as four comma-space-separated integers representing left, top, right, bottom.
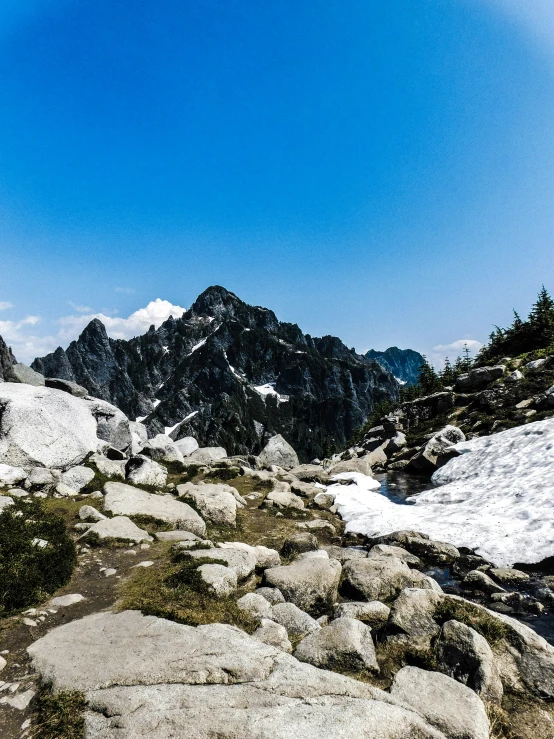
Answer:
0, 335, 17, 381
32, 286, 398, 461
365, 347, 424, 386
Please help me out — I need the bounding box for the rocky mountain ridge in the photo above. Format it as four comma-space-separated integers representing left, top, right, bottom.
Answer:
365, 346, 424, 385
31, 286, 399, 462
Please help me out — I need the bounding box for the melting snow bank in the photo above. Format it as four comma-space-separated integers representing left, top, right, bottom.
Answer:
329, 419, 554, 568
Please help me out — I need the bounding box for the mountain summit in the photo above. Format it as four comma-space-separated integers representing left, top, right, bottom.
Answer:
32, 286, 398, 460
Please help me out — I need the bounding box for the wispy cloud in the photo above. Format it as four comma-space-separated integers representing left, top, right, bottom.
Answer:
115, 287, 135, 295
68, 301, 93, 313
0, 301, 14, 311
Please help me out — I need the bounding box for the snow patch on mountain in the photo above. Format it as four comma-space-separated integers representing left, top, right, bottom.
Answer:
330, 419, 554, 567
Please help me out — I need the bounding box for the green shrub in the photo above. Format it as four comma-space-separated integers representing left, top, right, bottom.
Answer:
31, 686, 86, 739
0, 499, 77, 615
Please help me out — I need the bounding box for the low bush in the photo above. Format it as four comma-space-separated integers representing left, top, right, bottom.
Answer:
0, 499, 77, 615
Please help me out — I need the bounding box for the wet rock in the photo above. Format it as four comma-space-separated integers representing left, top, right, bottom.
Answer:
400, 537, 460, 565
295, 617, 379, 672
489, 568, 530, 585
463, 570, 505, 594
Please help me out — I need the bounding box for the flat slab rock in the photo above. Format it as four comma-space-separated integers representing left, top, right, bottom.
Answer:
81, 516, 153, 544
103, 482, 206, 536
27, 610, 447, 739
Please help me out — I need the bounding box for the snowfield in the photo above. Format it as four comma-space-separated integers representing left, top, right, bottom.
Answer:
329, 419, 554, 567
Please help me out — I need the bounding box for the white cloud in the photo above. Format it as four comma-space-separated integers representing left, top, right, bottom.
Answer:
0, 301, 14, 311
430, 338, 483, 370
115, 286, 135, 295
0, 299, 186, 365
57, 299, 186, 343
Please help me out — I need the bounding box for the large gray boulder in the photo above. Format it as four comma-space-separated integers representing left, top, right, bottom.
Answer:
264, 489, 304, 510
139, 434, 184, 464
252, 619, 293, 653
0, 463, 27, 485
197, 564, 237, 597
216, 541, 280, 569
7, 362, 45, 386
455, 365, 505, 392
264, 558, 342, 615
390, 666, 490, 739
269, 603, 321, 639
385, 588, 443, 648
295, 617, 379, 672
44, 377, 88, 397
173, 436, 199, 457
181, 547, 256, 580
177, 482, 244, 526
81, 516, 153, 544
334, 601, 391, 629
84, 397, 132, 451
435, 620, 503, 704
125, 455, 168, 487
60, 465, 95, 492
259, 434, 299, 470
103, 482, 206, 536
342, 556, 440, 602
0, 384, 98, 469
189, 447, 227, 464
27, 611, 446, 739
407, 426, 465, 474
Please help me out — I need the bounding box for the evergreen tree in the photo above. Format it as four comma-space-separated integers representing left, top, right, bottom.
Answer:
528, 286, 554, 348
417, 356, 441, 395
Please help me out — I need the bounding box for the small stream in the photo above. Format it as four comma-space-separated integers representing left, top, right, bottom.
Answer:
371, 472, 554, 645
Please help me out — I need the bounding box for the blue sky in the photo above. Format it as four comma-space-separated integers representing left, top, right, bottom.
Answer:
1, 0, 554, 365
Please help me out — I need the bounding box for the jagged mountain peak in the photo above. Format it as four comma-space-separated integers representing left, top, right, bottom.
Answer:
32, 287, 399, 460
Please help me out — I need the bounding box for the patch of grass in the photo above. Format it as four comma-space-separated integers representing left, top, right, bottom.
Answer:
0, 499, 77, 615
374, 639, 438, 686
31, 685, 86, 739
486, 703, 515, 739
434, 600, 510, 645
42, 495, 102, 527
117, 550, 257, 632
129, 514, 173, 533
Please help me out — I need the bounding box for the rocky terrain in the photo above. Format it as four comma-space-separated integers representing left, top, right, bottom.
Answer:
1, 349, 554, 738
31, 286, 399, 461
365, 347, 425, 385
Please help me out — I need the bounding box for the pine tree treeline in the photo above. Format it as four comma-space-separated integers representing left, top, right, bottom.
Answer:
476, 287, 554, 365
400, 349, 472, 402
